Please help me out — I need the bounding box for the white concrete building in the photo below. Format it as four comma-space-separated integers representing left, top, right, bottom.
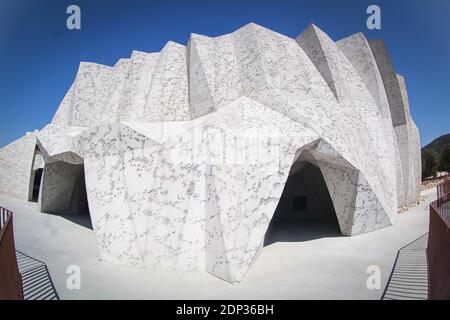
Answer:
0, 23, 421, 283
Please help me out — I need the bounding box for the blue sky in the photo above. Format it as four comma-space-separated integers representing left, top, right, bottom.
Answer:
0, 0, 449, 147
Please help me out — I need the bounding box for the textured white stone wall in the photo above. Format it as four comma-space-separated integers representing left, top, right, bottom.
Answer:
0, 23, 422, 282
32, 152, 44, 170
336, 33, 405, 208
369, 40, 421, 206
0, 132, 37, 201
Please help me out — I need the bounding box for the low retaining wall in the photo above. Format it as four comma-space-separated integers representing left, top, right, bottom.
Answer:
427, 178, 450, 300
0, 207, 23, 300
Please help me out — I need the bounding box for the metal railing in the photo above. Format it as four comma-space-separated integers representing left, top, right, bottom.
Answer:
436, 176, 450, 218
427, 177, 450, 300
0, 207, 12, 230
0, 207, 24, 300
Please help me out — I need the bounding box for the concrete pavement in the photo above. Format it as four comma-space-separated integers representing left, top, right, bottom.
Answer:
1, 187, 435, 299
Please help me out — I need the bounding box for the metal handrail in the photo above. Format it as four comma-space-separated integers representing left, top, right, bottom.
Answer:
430, 177, 450, 226
0, 207, 13, 243
427, 176, 450, 300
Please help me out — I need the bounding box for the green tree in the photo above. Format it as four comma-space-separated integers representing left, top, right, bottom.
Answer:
439, 144, 450, 173
422, 149, 439, 179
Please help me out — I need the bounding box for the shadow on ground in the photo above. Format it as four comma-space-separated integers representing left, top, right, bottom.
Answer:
16, 250, 59, 300
264, 220, 341, 246
382, 233, 429, 300
44, 212, 93, 230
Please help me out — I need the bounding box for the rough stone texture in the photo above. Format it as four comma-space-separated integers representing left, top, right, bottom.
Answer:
40, 161, 88, 215
0, 23, 421, 282
369, 40, 421, 206
336, 33, 405, 207
0, 132, 37, 200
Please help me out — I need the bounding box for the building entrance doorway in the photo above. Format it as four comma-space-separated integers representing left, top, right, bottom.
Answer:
264, 160, 341, 246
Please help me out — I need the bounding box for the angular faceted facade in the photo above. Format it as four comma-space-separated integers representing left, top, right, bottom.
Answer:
0, 24, 421, 282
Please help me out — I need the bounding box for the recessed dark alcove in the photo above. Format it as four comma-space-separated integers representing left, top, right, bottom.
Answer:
264, 160, 341, 246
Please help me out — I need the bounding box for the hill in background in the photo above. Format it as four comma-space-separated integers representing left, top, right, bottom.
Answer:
422, 134, 450, 153
421, 133, 450, 180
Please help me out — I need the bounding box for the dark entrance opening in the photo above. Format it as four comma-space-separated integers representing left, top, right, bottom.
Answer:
31, 168, 43, 202
41, 162, 92, 229
264, 160, 341, 246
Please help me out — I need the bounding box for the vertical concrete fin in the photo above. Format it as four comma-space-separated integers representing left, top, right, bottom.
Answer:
296, 24, 340, 101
